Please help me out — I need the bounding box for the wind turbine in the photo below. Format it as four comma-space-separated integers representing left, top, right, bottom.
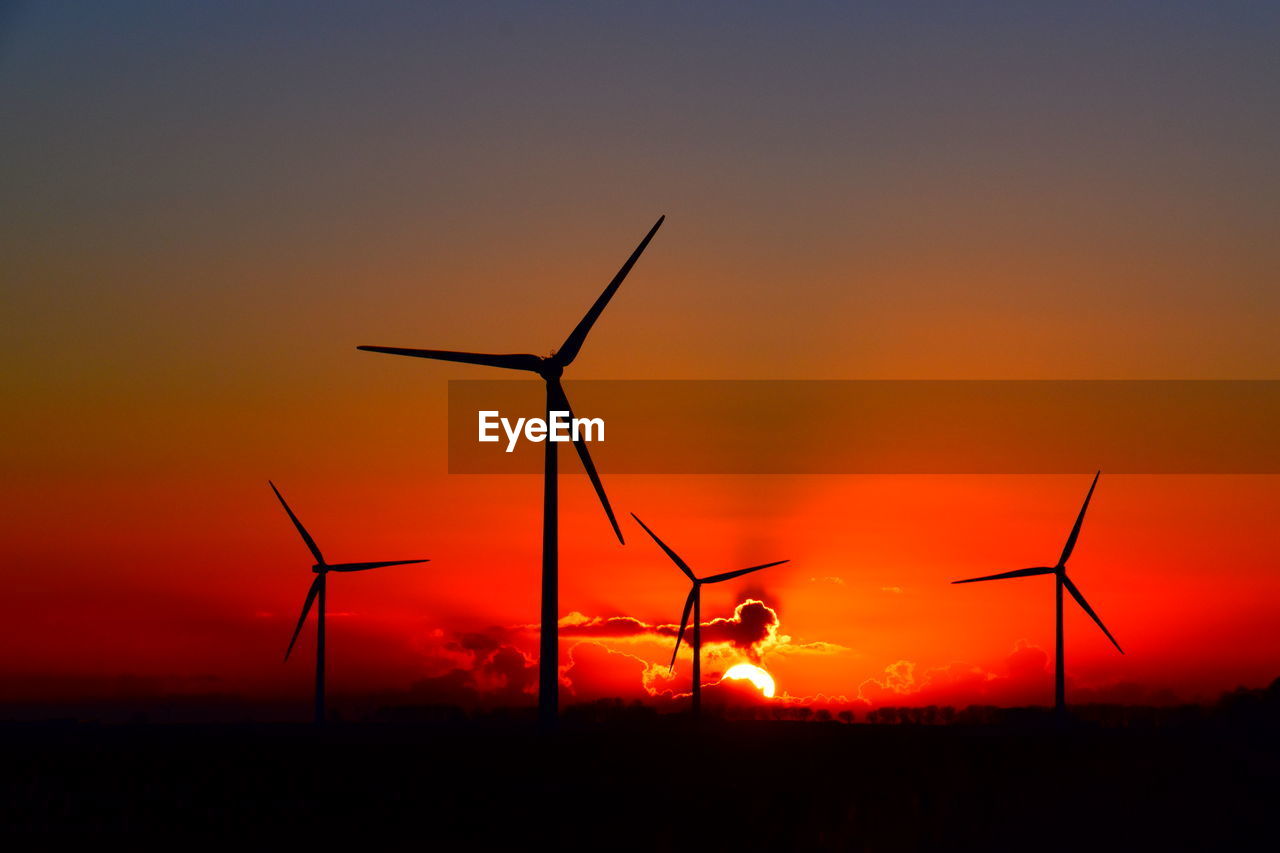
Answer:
632, 513, 788, 716
357, 216, 664, 725
952, 471, 1123, 717
270, 481, 428, 724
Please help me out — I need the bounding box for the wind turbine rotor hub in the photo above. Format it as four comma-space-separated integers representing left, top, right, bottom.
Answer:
539, 358, 563, 379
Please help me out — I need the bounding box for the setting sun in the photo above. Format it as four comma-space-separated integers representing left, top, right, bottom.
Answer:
722, 663, 776, 698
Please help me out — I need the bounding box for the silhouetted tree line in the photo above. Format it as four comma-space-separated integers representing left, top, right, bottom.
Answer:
364, 676, 1280, 729
16, 677, 1275, 728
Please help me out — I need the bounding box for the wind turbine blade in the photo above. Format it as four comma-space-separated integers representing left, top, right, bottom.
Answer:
1062, 575, 1124, 654
549, 379, 623, 543
702, 560, 789, 584
951, 566, 1055, 584
357, 346, 543, 373
1059, 470, 1101, 566
326, 559, 430, 572
631, 513, 695, 580
284, 575, 323, 661
554, 215, 665, 366
669, 587, 696, 672
269, 481, 324, 564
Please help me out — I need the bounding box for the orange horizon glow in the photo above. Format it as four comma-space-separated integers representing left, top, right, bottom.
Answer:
3, 5, 1278, 718
4, 472, 1277, 713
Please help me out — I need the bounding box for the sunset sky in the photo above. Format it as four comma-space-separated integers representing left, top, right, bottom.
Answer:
2, 2, 1278, 716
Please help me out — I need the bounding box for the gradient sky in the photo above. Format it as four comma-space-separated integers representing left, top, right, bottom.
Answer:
2, 2, 1278, 714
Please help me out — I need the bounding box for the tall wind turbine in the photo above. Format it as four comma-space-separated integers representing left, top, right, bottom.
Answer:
270, 481, 428, 724
952, 471, 1123, 717
632, 513, 788, 716
357, 216, 664, 725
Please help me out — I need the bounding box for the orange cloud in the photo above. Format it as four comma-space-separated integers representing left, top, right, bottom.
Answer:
409, 601, 849, 709
556, 599, 848, 664
561, 642, 653, 703
857, 640, 1052, 708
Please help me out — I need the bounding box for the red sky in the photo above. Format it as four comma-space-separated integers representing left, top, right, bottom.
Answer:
2, 4, 1278, 715
3, 467, 1277, 711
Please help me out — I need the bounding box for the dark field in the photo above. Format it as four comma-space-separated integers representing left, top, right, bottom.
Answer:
2, 707, 1276, 849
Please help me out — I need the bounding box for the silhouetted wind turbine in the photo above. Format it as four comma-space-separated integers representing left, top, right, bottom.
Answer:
952, 471, 1123, 717
632, 513, 788, 716
270, 481, 428, 724
358, 216, 664, 725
